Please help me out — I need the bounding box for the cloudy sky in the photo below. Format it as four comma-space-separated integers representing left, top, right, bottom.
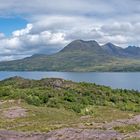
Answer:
0, 0, 140, 61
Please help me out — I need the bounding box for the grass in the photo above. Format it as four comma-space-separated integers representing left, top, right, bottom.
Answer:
0, 101, 78, 132
80, 105, 136, 123
0, 100, 138, 132
126, 138, 140, 140
114, 124, 140, 133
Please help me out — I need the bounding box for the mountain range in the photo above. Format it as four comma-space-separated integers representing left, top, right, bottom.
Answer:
0, 40, 140, 71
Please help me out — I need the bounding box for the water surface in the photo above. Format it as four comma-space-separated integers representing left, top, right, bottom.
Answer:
0, 71, 140, 91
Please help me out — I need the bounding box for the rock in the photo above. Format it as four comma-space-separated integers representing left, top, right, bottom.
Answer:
3, 106, 27, 119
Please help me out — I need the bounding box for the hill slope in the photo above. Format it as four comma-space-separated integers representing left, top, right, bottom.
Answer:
0, 77, 140, 139
0, 40, 140, 71
0, 76, 140, 112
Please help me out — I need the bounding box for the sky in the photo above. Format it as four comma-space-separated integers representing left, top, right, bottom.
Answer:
0, 0, 140, 61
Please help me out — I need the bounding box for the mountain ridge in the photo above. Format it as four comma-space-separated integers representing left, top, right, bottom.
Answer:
0, 39, 140, 71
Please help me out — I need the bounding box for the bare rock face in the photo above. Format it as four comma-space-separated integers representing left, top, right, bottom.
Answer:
45, 128, 124, 140
0, 129, 124, 140
0, 127, 140, 140
3, 106, 27, 119
0, 130, 47, 140
40, 78, 74, 89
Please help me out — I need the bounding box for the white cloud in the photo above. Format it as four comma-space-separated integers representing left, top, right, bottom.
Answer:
0, 0, 115, 17
12, 24, 33, 37
1, 18, 140, 61
0, 0, 140, 60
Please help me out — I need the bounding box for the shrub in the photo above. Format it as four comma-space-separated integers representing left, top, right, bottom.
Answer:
26, 95, 41, 106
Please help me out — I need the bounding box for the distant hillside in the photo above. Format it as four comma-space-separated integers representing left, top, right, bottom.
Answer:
0, 40, 140, 71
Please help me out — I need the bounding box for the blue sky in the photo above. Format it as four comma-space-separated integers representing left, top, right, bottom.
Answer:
0, 17, 27, 36
0, 0, 140, 61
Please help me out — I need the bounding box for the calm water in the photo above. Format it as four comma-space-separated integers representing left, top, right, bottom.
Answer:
0, 71, 140, 91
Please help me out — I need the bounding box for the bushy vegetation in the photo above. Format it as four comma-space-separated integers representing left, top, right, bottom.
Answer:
0, 76, 140, 113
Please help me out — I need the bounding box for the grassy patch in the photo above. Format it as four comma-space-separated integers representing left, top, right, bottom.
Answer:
114, 124, 140, 133
126, 138, 140, 140
81, 106, 135, 123
0, 101, 138, 132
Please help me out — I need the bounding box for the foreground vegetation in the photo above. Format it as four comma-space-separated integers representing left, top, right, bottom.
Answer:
0, 101, 138, 132
0, 76, 139, 140
0, 76, 140, 113
114, 124, 140, 134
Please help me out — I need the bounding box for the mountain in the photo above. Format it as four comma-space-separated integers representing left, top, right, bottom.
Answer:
124, 46, 140, 57
61, 40, 102, 53
102, 43, 125, 56
0, 40, 140, 71
102, 43, 140, 58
